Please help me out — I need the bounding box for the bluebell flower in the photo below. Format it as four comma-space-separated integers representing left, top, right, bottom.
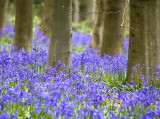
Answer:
0, 113, 10, 119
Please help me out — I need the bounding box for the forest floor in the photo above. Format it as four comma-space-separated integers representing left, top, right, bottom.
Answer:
0, 22, 160, 119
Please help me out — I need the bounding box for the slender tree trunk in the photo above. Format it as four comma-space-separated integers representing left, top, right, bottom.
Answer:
0, 0, 8, 29
79, 0, 87, 21
47, 0, 72, 72
86, 0, 96, 26
126, 0, 160, 84
39, 0, 44, 19
40, 0, 52, 39
73, 0, 80, 23
124, 1, 129, 37
89, 0, 105, 53
79, 0, 95, 23
100, 0, 125, 57
13, 0, 33, 53
9, 0, 15, 16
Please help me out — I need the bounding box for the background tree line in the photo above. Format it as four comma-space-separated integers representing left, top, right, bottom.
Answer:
0, 0, 160, 86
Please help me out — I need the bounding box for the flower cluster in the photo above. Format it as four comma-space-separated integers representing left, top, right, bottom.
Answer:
0, 24, 160, 119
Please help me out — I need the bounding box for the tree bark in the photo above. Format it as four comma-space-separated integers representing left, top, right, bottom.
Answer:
89, 0, 105, 53
47, 0, 72, 72
126, 0, 160, 84
100, 0, 125, 57
13, 0, 33, 53
124, 0, 129, 37
9, 0, 15, 16
79, 0, 87, 21
147, 0, 160, 83
73, 0, 80, 23
0, 0, 8, 29
86, 0, 96, 26
40, 0, 52, 39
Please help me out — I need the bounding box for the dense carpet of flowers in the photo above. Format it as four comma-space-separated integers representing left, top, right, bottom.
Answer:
0, 25, 160, 119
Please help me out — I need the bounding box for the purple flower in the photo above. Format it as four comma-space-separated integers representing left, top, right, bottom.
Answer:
0, 113, 10, 119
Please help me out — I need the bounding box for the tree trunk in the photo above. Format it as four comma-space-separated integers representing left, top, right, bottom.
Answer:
89, 0, 105, 53
47, 0, 72, 72
79, 0, 87, 21
100, 0, 125, 57
126, 0, 160, 84
13, 0, 33, 53
147, 0, 160, 84
9, 0, 15, 16
124, 0, 129, 37
79, 0, 95, 23
86, 0, 96, 27
73, 0, 80, 23
40, 0, 52, 39
0, 0, 8, 29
